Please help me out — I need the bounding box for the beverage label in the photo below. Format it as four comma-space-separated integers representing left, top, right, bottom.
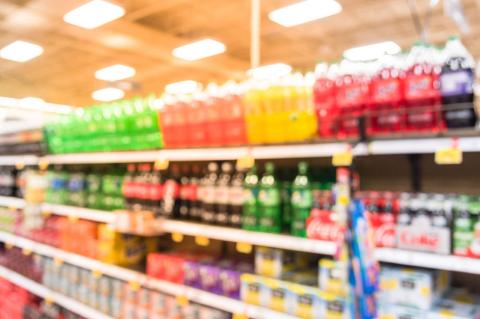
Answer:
216, 186, 230, 205
148, 184, 163, 201
405, 75, 437, 100
258, 189, 280, 207
163, 180, 180, 200
372, 78, 402, 103
306, 209, 342, 241
397, 225, 450, 254
440, 69, 474, 96
229, 186, 244, 206
291, 189, 313, 209
202, 186, 216, 204
337, 83, 367, 107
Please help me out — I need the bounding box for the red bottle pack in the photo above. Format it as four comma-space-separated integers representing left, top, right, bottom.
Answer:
221, 88, 247, 146
404, 43, 443, 133
368, 56, 406, 135
314, 63, 338, 138
363, 191, 397, 248
335, 62, 369, 138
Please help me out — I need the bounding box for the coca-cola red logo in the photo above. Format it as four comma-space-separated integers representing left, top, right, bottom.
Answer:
306, 216, 340, 242
374, 224, 396, 248
399, 230, 439, 249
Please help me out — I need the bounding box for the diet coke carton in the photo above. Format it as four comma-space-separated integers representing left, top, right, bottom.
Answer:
397, 193, 453, 255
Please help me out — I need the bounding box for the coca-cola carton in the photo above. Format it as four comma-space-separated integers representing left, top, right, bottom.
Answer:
397, 193, 453, 255
362, 191, 398, 248
306, 189, 341, 242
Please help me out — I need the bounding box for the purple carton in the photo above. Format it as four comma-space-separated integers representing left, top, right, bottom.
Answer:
199, 263, 222, 295
184, 261, 202, 288
219, 262, 253, 299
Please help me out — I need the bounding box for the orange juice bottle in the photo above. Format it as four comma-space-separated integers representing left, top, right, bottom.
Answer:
265, 79, 287, 143
243, 81, 265, 144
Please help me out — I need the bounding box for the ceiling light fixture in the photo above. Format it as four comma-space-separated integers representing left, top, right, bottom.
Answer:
247, 63, 292, 79
165, 80, 201, 95
172, 39, 226, 61
95, 64, 136, 81
269, 0, 342, 27
63, 0, 125, 29
92, 87, 125, 101
0, 40, 44, 62
0, 96, 73, 114
343, 41, 402, 61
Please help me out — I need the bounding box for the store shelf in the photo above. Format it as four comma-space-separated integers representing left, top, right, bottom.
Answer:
0, 136, 479, 166
41, 203, 116, 224
0, 231, 299, 319
0, 195, 26, 209
159, 219, 337, 255
0, 265, 112, 319
0, 154, 38, 166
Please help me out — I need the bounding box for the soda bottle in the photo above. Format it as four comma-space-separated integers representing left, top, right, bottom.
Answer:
204, 84, 225, 146
397, 192, 412, 226
453, 195, 473, 256
258, 162, 282, 233
133, 163, 151, 211
335, 60, 370, 138
200, 162, 219, 224
242, 165, 259, 231
179, 166, 191, 220
122, 164, 137, 211
290, 162, 313, 237
243, 81, 266, 144
222, 81, 248, 146
441, 36, 477, 128
404, 43, 443, 133
229, 165, 245, 228
188, 93, 208, 147
216, 162, 233, 225
314, 63, 338, 138
369, 55, 406, 135
148, 163, 164, 216
188, 165, 202, 221
160, 164, 181, 218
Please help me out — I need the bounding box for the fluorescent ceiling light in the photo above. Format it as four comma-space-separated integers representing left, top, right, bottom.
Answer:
0, 40, 43, 62
165, 80, 201, 95
344, 41, 401, 62
247, 63, 292, 79
172, 39, 226, 61
269, 0, 342, 27
0, 96, 74, 114
92, 87, 125, 101
63, 0, 125, 29
95, 64, 135, 81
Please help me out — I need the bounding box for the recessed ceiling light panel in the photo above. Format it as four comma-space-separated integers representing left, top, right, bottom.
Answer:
64, 0, 126, 29
0, 40, 44, 62
92, 87, 125, 101
95, 64, 136, 81
172, 39, 226, 61
269, 0, 342, 27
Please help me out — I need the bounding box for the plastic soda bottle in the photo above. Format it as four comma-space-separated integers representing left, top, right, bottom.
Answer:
258, 162, 282, 233
242, 165, 259, 231
441, 36, 477, 128
314, 63, 338, 138
291, 162, 313, 237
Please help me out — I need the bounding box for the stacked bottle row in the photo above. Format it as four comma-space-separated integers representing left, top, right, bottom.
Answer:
315, 37, 477, 138
45, 95, 162, 154
0, 278, 83, 319
44, 37, 477, 154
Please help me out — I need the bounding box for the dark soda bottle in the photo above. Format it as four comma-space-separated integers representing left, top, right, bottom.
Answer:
179, 165, 191, 220
229, 165, 245, 228
216, 162, 233, 225
122, 164, 137, 211
136, 163, 152, 211
160, 164, 181, 218
441, 36, 477, 128
200, 162, 219, 224
149, 163, 164, 216
188, 164, 202, 221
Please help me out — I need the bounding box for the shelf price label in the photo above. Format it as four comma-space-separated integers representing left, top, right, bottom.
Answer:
154, 157, 170, 171
237, 151, 255, 170
176, 294, 189, 306
171, 232, 184, 243
92, 269, 103, 279
22, 247, 32, 256
236, 242, 253, 254
332, 146, 353, 167
15, 162, 25, 170
232, 314, 248, 319
435, 147, 462, 165
195, 236, 209, 247
42, 210, 52, 218
5, 242, 13, 250
54, 256, 64, 267
68, 214, 79, 223
44, 296, 54, 306
38, 158, 49, 171
129, 280, 141, 292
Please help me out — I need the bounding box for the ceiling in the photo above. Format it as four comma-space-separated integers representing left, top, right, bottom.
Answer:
0, 0, 479, 107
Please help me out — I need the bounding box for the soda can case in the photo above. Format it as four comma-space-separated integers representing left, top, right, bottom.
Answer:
427, 299, 480, 319
378, 304, 427, 319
